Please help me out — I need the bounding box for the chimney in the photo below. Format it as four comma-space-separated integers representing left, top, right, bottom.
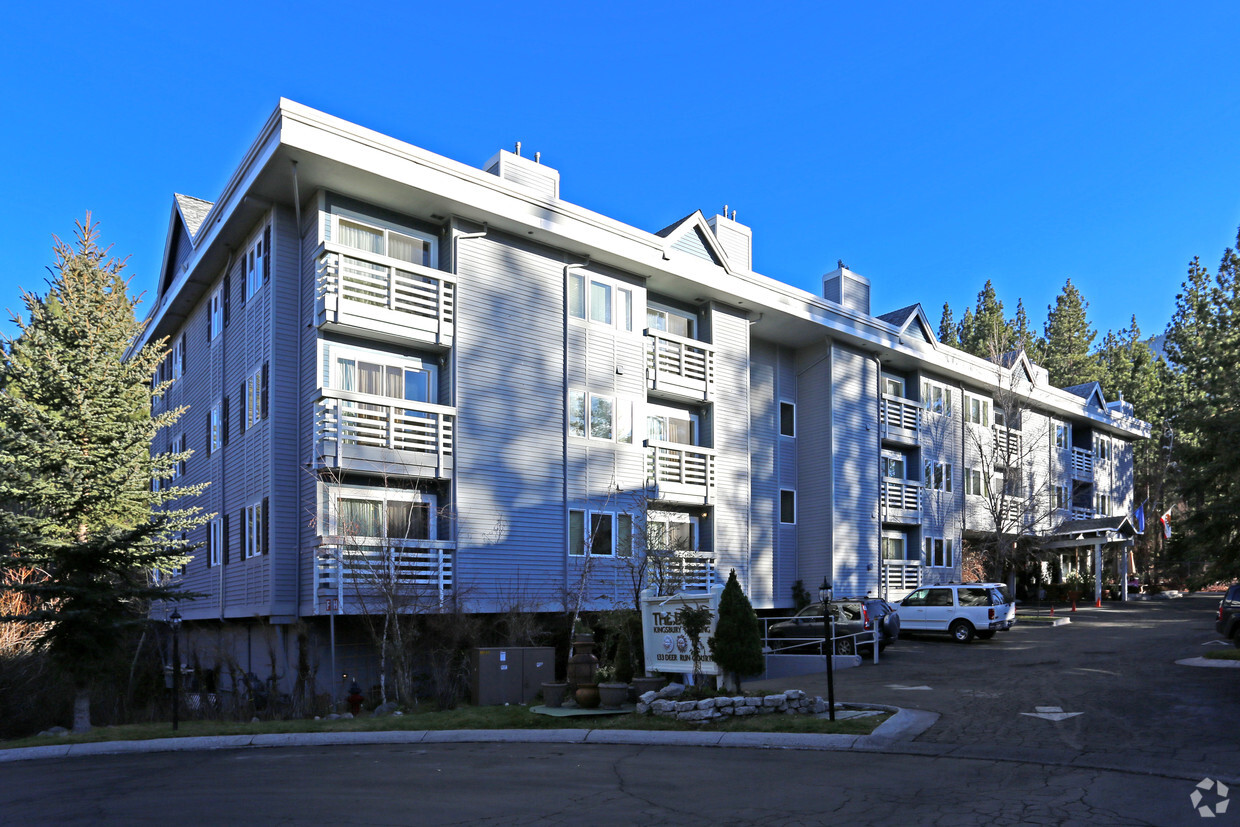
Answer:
707, 211, 752, 271
823, 265, 870, 316
484, 149, 560, 199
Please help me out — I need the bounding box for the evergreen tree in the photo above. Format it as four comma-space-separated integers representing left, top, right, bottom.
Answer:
0, 218, 207, 731
708, 569, 764, 692
1042, 279, 1100, 387
1164, 238, 1240, 581
938, 303, 958, 347
1010, 298, 1041, 359
957, 281, 1015, 358
957, 307, 975, 353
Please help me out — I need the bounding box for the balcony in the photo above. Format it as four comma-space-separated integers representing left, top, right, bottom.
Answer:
314, 539, 454, 613
315, 242, 456, 349
315, 390, 454, 478
645, 330, 714, 402
1071, 447, 1094, 481
1071, 507, 1097, 520
879, 395, 921, 444
646, 440, 716, 505
882, 559, 922, 600
992, 424, 1022, 459
881, 480, 921, 522
644, 549, 718, 593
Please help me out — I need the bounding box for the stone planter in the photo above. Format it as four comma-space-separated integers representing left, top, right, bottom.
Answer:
575, 683, 600, 709
631, 675, 664, 699
541, 682, 568, 708
598, 682, 629, 709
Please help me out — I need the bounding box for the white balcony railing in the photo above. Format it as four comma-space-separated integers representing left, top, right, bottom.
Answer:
314, 540, 454, 613
645, 331, 714, 401
315, 242, 456, 347
880, 394, 921, 435
315, 390, 454, 477
881, 480, 921, 517
1071, 507, 1097, 520
646, 440, 716, 504
1071, 447, 1094, 480
993, 424, 1022, 458
646, 550, 718, 593
883, 559, 922, 599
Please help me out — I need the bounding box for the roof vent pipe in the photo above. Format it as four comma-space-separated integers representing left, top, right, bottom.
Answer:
535, 151, 541, 164
515, 141, 521, 157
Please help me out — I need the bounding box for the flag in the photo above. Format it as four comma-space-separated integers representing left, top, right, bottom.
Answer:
1160, 509, 1172, 540
1133, 501, 1146, 534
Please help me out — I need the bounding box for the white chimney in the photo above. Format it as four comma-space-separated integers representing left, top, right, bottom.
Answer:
823, 266, 870, 315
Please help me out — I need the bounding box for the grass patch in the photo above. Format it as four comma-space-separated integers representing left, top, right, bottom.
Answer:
0, 704, 887, 750
1204, 648, 1240, 661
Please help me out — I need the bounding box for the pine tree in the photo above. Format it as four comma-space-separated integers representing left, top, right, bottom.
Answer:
1164, 237, 1240, 581
938, 303, 958, 347
1010, 298, 1041, 360
708, 569, 764, 692
957, 281, 1015, 359
1042, 278, 1100, 387
0, 218, 207, 732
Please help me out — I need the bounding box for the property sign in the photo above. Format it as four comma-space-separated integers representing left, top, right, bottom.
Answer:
640, 585, 724, 677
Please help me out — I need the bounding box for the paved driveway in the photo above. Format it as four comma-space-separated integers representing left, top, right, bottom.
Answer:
751, 593, 1240, 779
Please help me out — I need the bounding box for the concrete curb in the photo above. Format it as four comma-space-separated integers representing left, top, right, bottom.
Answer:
0, 704, 934, 764
1175, 656, 1240, 668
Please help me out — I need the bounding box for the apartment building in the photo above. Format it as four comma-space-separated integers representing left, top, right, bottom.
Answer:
141, 100, 1148, 683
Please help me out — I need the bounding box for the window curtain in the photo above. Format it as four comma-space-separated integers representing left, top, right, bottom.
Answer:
338, 221, 383, 255
340, 499, 382, 538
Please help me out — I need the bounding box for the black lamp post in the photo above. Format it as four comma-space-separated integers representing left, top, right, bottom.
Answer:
819, 577, 835, 721
169, 609, 182, 731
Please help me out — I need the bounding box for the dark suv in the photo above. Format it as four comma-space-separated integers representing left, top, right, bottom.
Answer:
768, 597, 900, 655
1216, 584, 1240, 647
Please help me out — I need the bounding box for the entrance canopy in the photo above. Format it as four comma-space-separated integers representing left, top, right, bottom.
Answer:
1041, 516, 1137, 551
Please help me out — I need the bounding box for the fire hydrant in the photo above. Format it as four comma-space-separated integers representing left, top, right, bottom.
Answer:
347, 682, 364, 716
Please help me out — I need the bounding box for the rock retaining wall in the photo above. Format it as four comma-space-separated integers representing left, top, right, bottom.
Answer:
636, 687, 827, 721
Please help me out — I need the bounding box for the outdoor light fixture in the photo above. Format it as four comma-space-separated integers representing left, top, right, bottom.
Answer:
169, 609, 182, 731
819, 577, 836, 721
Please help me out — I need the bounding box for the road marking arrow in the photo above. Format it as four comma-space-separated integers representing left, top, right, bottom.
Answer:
886, 684, 932, 690
1021, 705, 1083, 721
1202, 640, 1231, 647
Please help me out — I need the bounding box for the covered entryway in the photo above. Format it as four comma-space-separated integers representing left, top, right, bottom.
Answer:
1040, 516, 1138, 604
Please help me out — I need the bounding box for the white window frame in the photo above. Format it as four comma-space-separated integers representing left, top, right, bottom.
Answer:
965, 467, 988, 497
245, 367, 263, 430
1054, 485, 1070, 510
568, 508, 621, 557
882, 374, 906, 398
881, 531, 906, 560
882, 451, 907, 480
924, 535, 955, 569
171, 335, 184, 381
921, 379, 952, 416
334, 215, 437, 268
1054, 421, 1071, 450
780, 489, 796, 524
924, 460, 954, 493
1095, 435, 1111, 461
329, 486, 437, 541
208, 287, 223, 341
568, 272, 636, 333
326, 342, 437, 403
244, 225, 266, 300
646, 302, 697, 340
647, 510, 699, 552
1095, 493, 1111, 516
646, 403, 698, 446
209, 517, 223, 567
964, 393, 990, 426
210, 403, 221, 454
244, 501, 263, 559
568, 389, 635, 444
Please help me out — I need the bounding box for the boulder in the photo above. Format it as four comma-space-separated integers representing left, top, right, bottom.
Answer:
654, 683, 685, 700
372, 701, 399, 717
696, 698, 717, 710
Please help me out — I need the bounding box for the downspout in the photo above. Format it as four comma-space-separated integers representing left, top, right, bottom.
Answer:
745, 313, 763, 600
872, 354, 882, 598
291, 160, 304, 623
219, 248, 234, 621
452, 223, 489, 600
562, 257, 590, 604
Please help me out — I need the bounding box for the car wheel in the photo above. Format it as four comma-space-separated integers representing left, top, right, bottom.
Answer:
835, 637, 856, 656
976, 630, 996, 640
950, 620, 975, 643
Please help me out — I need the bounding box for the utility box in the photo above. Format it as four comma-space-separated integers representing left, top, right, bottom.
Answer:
469, 646, 554, 706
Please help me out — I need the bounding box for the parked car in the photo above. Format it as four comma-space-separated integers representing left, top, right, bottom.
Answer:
768, 597, 900, 655
898, 583, 1013, 643
1216, 584, 1240, 647
970, 582, 1016, 631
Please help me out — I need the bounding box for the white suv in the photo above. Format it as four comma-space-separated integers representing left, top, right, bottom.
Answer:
898, 583, 1014, 643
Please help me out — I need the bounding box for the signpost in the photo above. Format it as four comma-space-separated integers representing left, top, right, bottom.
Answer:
640, 585, 724, 683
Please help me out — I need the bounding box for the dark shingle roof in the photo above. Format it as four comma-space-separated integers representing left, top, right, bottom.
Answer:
1062, 382, 1102, 399
877, 304, 919, 326
1050, 516, 1135, 536
655, 211, 700, 238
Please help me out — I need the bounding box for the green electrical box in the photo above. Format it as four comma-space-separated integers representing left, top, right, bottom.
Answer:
469, 646, 554, 706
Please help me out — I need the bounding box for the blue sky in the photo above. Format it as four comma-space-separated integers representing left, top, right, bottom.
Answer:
2, 2, 1238, 344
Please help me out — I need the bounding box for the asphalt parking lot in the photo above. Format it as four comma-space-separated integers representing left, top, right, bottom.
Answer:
751, 593, 1240, 778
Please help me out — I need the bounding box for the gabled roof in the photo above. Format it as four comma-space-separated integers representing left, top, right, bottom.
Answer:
877, 303, 936, 346
1063, 381, 1107, 408
991, 349, 1037, 386
654, 210, 732, 272
174, 194, 213, 241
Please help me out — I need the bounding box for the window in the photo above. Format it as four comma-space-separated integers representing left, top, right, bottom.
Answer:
569, 273, 634, 332
1003, 473, 1023, 498
335, 491, 434, 540
1054, 485, 1070, 510
648, 511, 698, 550
882, 374, 905, 398
337, 218, 435, 267
1095, 436, 1111, 461
924, 536, 955, 568
171, 334, 184, 381
209, 404, 221, 455
590, 513, 614, 555
617, 513, 633, 558
1055, 421, 1071, 449
882, 452, 907, 480
209, 517, 223, 567
569, 390, 634, 444
208, 288, 222, 341
924, 461, 953, 492
647, 304, 696, 339
965, 468, 988, 497
244, 365, 267, 430
568, 509, 619, 556
244, 501, 265, 559
647, 404, 698, 445
921, 380, 952, 415
964, 393, 990, 426
244, 225, 268, 300
780, 402, 795, 437
881, 533, 906, 560
780, 490, 796, 524
569, 510, 585, 556
1095, 493, 1111, 516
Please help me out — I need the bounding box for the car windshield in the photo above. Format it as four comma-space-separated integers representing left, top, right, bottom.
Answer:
794, 602, 824, 618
